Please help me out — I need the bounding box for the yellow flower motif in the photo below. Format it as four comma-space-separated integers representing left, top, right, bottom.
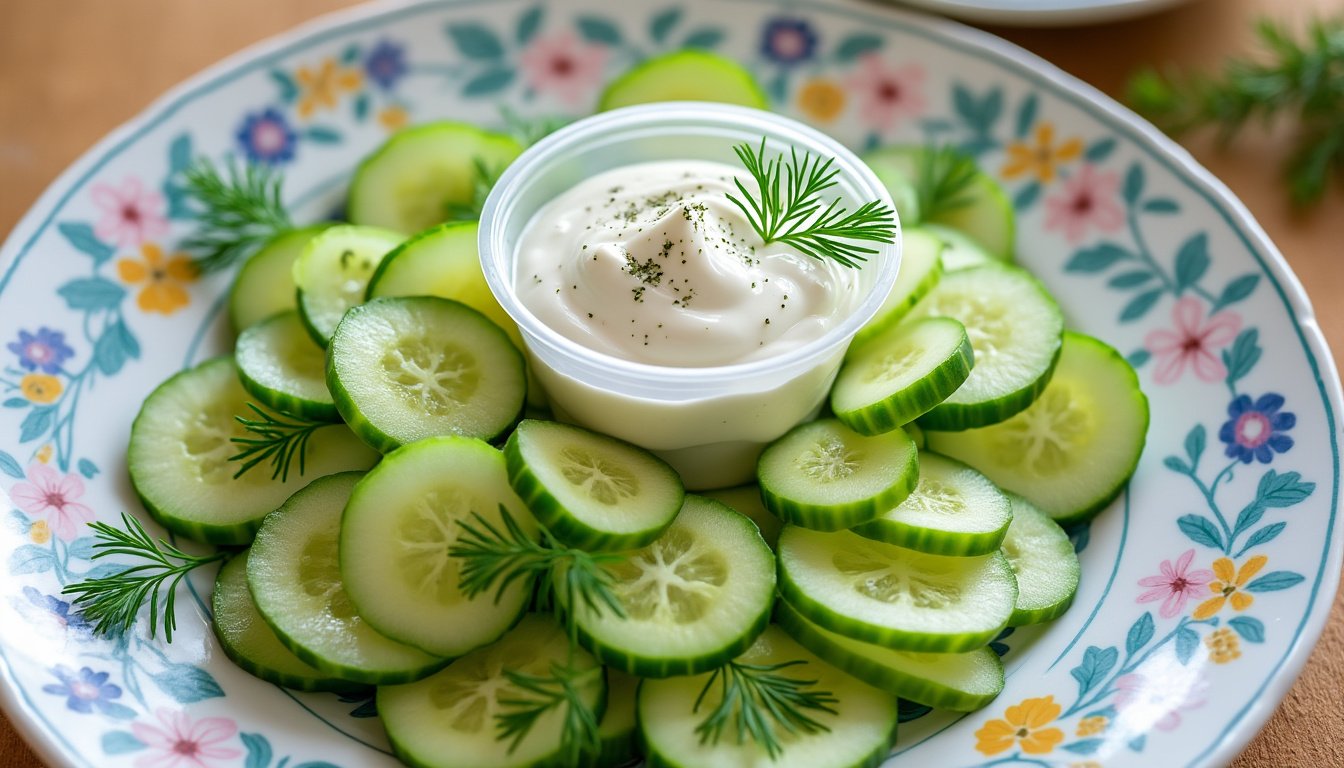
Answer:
296, 59, 363, 119
29, 519, 50, 544
798, 78, 846, 123
1206, 627, 1242, 664
35, 444, 53, 464
974, 695, 1066, 756
1193, 555, 1266, 619
20, 374, 62, 404
378, 105, 410, 133
1001, 123, 1084, 183
1076, 714, 1108, 737
117, 243, 198, 315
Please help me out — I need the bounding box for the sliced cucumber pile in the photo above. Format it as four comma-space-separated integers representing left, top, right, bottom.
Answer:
228, 224, 328, 332
234, 310, 337, 421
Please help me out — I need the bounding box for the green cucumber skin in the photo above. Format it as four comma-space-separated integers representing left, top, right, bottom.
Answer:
1010, 585, 1077, 627
774, 601, 1003, 712
294, 287, 330, 348
638, 715, 897, 768
834, 320, 975, 436
850, 514, 1008, 558
915, 337, 1061, 432
598, 50, 768, 111
849, 229, 945, 350
228, 224, 332, 334
235, 363, 339, 423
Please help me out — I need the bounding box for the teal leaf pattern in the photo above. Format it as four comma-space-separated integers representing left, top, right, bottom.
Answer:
57, 223, 116, 265
447, 22, 506, 59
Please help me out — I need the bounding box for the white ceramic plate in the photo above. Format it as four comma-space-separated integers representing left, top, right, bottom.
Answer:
1, 1, 1339, 766
887, 0, 1191, 26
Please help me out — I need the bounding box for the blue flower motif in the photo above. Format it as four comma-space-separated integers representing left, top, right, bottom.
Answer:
7, 327, 74, 374
22, 586, 93, 638
41, 665, 122, 714
235, 108, 297, 165
364, 40, 407, 90
1220, 392, 1296, 464
760, 18, 817, 65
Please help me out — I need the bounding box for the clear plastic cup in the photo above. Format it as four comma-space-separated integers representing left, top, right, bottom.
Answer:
480, 103, 901, 489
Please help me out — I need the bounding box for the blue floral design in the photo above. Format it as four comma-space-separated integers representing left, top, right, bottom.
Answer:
42, 665, 123, 714
235, 108, 298, 165
760, 18, 816, 65
7, 327, 74, 374
22, 586, 93, 638
364, 40, 407, 90
1219, 393, 1296, 464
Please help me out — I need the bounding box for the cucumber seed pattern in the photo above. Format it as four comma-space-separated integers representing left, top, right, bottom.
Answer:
864, 341, 922, 384
991, 385, 1092, 475
396, 489, 470, 604
559, 446, 639, 505
382, 341, 479, 415
183, 405, 237, 483
797, 436, 861, 482
299, 529, 357, 620
833, 547, 962, 609
927, 294, 1011, 361
905, 478, 964, 518
609, 528, 727, 623
428, 643, 540, 732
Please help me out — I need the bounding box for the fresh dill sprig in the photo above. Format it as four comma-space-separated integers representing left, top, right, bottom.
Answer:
726, 138, 897, 269
693, 658, 839, 759
228, 403, 327, 482
181, 157, 293, 273
444, 156, 505, 222
1127, 17, 1344, 205
915, 144, 981, 221
500, 105, 571, 147
496, 663, 604, 765
62, 512, 226, 642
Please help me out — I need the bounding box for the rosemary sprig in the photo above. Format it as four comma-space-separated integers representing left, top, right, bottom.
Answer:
1128, 17, 1344, 205
228, 403, 327, 482
915, 143, 981, 221
62, 512, 226, 642
497, 663, 604, 765
693, 659, 839, 759
181, 157, 292, 274
443, 156, 505, 222
726, 138, 897, 269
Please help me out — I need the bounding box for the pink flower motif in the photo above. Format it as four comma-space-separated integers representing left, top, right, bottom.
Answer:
1043, 164, 1124, 244
518, 31, 608, 106
844, 55, 926, 134
130, 708, 242, 768
91, 177, 169, 248
1114, 671, 1207, 731
1144, 297, 1242, 385
10, 463, 94, 541
1136, 549, 1213, 619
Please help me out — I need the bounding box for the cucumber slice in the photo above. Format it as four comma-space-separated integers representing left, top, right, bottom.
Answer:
906, 263, 1063, 431
922, 223, 994, 272
598, 50, 768, 111
128, 357, 379, 545
851, 451, 1011, 557
341, 436, 536, 658
378, 614, 606, 768
926, 331, 1149, 525
504, 419, 683, 551
229, 225, 330, 333
777, 526, 1017, 652
700, 484, 781, 550
597, 669, 640, 768
348, 121, 523, 235
248, 472, 447, 684
293, 224, 404, 346
234, 310, 338, 421
327, 296, 526, 452
638, 626, 898, 768
850, 227, 944, 349
905, 421, 926, 450
757, 419, 918, 531
832, 317, 974, 436
1002, 492, 1081, 626
213, 550, 365, 694
775, 599, 1003, 712
862, 145, 1015, 260
570, 496, 775, 677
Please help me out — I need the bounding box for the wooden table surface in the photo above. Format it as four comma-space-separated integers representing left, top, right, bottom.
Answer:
2, 0, 1342, 765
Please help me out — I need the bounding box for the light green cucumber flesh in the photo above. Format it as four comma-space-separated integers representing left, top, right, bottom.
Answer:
700, 484, 781, 550
922, 223, 995, 271
228, 225, 330, 333
926, 331, 1149, 526
504, 419, 683, 551
571, 496, 775, 678
1001, 492, 1081, 626
757, 419, 918, 531
341, 436, 537, 658
293, 224, 404, 346
597, 669, 640, 768
127, 357, 378, 545
327, 296, 526, 453
907, 263, 1063, 431
639, 626, 898, 768
348, 121, 523, 235
598, 50, 768, 110
777, 526, 1017, 652
850, 227, 945, 348
247, 472, 446, 684
775, 599, 1003, 712
234, 310, 338, 421
851, 451, 1012, 557
378, 614, 606, 768
832, 317, 974, 436
213, 551, 365, 694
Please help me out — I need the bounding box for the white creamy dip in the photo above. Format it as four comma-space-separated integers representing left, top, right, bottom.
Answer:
514, 160, 862, 367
